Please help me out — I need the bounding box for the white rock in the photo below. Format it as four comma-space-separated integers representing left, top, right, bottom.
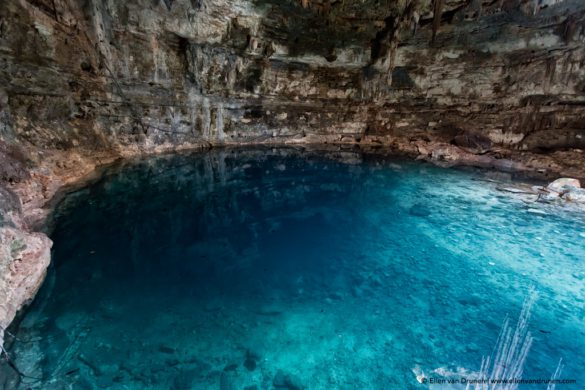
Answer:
537, 191, 560, 203
547, 178, 581, 193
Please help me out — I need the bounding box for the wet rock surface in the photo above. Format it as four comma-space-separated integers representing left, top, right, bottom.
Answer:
546, 178, 581, 193
535, 177, 585, 207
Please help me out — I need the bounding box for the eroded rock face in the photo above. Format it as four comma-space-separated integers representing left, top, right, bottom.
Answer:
0, 187, 51, 347
0, 0, 585, 345
0, 0, 584, 155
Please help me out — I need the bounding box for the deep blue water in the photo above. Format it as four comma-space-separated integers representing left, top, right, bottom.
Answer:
1, 148, 584, 389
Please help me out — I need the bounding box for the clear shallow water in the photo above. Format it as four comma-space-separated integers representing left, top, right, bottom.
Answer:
2, 148, 584, 389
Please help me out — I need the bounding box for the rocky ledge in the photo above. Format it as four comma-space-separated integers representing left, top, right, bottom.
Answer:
0, 187, 51, 348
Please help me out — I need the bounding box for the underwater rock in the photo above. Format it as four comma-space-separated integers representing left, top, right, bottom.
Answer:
537, 177, 585, 205
562, 188, 585, 203
351, 285, 364, 298
285, 375, 305, 390
244, 358, 256, 371
245, 348, 262, 362
409, 204, 431, 217
219, 370, 237, 390
273, 370, 304, 390
546, 178, 581, 193
77, 354, 102, 376
537, 190, 561, 203
273, 370, 286, 387
244, 349, 259, 371
224, 363, 238, 372
95, 375, 115, 388
166, 358, 181, 367
75, 378, 95, 390
172, 369, 198, 390
159, 345, 176, 354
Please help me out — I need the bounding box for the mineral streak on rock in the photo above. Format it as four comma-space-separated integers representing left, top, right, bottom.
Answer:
1, 0, 584, 156
0, 0, 585, 346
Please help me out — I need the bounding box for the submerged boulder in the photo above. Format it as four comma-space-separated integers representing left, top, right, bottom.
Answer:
409, 204, 431, 217
219, 371, 236, 390
273, 370, 305, 390
537, 190, 560, 203
546, 178, 581, 194
537, 177, 585, 205
244, 348, 260, 371
562, 188, 585, 203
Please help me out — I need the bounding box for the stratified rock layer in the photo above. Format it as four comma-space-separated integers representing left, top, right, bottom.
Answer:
1, 0, 584, 155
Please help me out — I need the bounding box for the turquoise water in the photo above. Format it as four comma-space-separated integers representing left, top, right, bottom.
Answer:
2, 148, 584, 389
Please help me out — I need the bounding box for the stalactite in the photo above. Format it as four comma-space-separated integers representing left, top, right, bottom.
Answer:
216, 103, 225, 141
562, 14, 580, 43
545, 58, 557, 91
432, 0, 444, 44
162, 0, 173, 11
412, 11, 420, 36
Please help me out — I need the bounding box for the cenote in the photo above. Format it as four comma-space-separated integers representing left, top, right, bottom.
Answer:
2, 148, 584, 389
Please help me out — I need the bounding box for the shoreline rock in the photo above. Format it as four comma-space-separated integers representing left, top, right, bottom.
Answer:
0, 187, 52, 349
536, 177, 585, 207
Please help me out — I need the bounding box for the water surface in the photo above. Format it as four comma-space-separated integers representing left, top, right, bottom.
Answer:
2, 148, 584, 389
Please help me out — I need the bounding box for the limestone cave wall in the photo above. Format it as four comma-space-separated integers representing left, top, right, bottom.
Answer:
1, 0, 584, 168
